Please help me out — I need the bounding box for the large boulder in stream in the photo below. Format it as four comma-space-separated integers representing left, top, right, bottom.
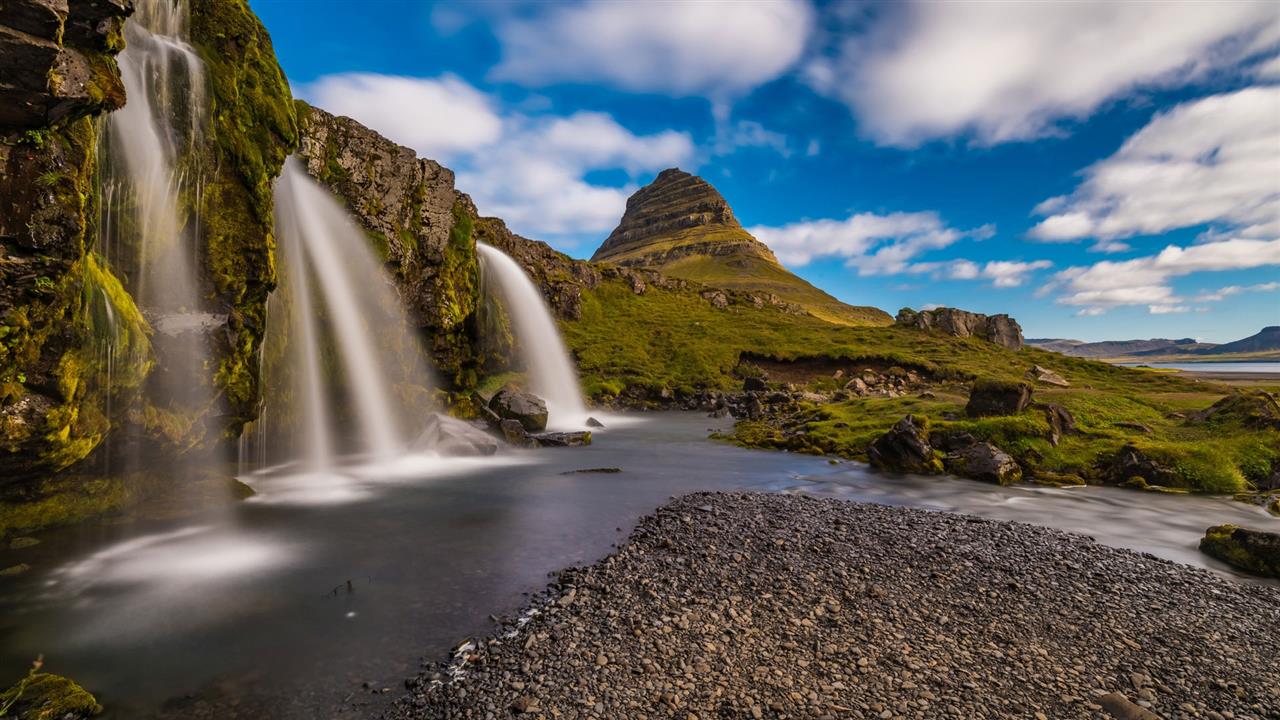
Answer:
868, 415, 942, 474
489, 389, 549, 432
0, 669, 101, 720
414, 413, 498, 456
943, 442, 1022, 485
1200, 525, 1280, 578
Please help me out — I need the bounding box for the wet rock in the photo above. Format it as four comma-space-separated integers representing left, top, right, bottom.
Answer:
0, 669, 101, 720
944, 442, 1023, 485
868, 415, 942, 474
585, 416, 605, 428
1200, 524, 1280, 578
560, 467, 620, 475
0, 563, 30, 576
1027, 364, 1069, 387
413, 413, 498, 456
895, 306, 1024, 350
530, 431, 592, 448
965, 379, 1033, 417
498, 419, 535, 448
8, 536, 40, 550
488, 389, 549, 432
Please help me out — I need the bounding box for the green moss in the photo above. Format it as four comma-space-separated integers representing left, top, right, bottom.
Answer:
0, 670, 101, 719
1200, 524, 1279, 578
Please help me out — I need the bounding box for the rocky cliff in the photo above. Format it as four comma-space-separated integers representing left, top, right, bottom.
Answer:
895, 307, 1024, 350
1, 0, 294, 498
592, 169, 890, 327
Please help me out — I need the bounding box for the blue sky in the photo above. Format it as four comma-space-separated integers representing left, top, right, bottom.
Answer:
250, 0, 1280, 342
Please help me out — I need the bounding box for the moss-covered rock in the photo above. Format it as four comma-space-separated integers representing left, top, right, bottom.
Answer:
1200, 524, 1280, 578
189, 0, 298, 438
0, 668, 101, 719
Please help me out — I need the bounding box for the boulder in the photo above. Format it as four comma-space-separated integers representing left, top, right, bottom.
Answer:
868, 415, 942, 474
585, 416, 605, 428
1027, 364, 1069, 387
895, 307, 1024, 350
965, 379, 1033, 417
531, 431, 592, 447
489, 388, 549, 432
413, 413, 498, 456
1105, 445, 1181, 487
1036, 403, 1076, 446
498, 419, 535, 448
1188, 390, 1280, 430
928, 430, 977, 453
944, 442, 1022, 485
0, 670, 101, 720
1200, 525, 1280, 578
742, 376, 767, 392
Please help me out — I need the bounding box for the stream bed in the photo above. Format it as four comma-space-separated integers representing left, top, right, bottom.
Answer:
0, 412, 1274, 718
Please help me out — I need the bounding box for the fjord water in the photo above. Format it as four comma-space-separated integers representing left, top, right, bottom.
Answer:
478, 243, 590, 427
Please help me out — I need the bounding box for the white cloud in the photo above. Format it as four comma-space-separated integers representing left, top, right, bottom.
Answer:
1052, 238, 1280, 313
1193, 281, 1280, 302
749, 213, 1044, 286
490, 0, 814, 101
1148, 304, 1192, 315
302, 74, 695, 239
1031, 86, 1280, 244
713, 120, 791, 157
458, 112, 695, 236
303, 74, 502, 160
809, 1, 1279, 147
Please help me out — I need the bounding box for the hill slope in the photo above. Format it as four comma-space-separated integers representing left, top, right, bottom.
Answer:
1206, 326, 1280, 355
591, 168, 890, 326
1028, 327, 1280, 361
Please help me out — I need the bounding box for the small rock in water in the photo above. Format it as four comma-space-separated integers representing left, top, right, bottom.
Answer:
560, 467, 621, 474
585, 416, 605, 428
8, 537, 39, 550
0, 564, 30, 577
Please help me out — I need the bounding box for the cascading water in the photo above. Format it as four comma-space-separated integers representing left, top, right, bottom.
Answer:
250, 158, 438, 473
99, 0, 221, 448
477, 243, 589, 428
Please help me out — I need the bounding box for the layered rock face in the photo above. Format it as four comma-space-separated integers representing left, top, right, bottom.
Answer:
295, 102, 480, 387
895, 307, 1024, 350
592, 168, 890, 327
0, 0, 142, 480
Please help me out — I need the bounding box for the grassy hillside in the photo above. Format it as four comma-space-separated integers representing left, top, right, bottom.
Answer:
561, 279, 1279, 496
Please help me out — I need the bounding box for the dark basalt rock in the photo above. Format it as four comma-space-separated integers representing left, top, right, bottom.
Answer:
1104, 444, 1181, 487
1200, 524, 1280, 578
531, 431, 592, 448
896, 306, 1024, 350
742, 376, 767, 392
1035, 402, 1077, 446
965, 379, 1033, 417
868, 415, 942, 474
944, 442, 1022, 485
489, 389, 549, 432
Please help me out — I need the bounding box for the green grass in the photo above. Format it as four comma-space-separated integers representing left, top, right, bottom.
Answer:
561, 278, 1277, 494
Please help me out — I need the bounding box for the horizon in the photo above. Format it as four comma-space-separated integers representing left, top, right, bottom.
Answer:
252, 0, 1280, 343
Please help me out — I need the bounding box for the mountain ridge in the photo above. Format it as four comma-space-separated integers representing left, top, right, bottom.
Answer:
591, 168, 890, 327
1027, 326, 1280, 360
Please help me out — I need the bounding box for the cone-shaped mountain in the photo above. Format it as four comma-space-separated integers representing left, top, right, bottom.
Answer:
592, 169, 890, 326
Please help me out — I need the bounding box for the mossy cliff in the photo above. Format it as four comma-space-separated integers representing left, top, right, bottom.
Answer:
189, 0, 297, 436
295, 102, 481, 389
0, 0, 143, 482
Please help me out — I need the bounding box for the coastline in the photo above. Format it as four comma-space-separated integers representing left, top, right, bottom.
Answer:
387, 492, 1279, 720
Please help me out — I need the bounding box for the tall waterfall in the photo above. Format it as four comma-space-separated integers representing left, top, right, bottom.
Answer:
99, 0, 220, 447
477, 243, 589, 428
254, 158, 438, 468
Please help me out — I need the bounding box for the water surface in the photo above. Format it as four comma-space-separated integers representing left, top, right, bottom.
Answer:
0, 412, 1273, 718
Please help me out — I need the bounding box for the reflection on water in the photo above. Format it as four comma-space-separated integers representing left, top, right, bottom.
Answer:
0, 412, 1274, 718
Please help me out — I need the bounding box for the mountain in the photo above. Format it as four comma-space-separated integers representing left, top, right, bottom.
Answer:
591, 168, 890, 326
1027, 327, 1280, 360
1025, 337, 1204, 358
1205, 326, 1280, 355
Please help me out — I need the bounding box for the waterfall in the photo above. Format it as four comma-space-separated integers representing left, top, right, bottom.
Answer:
255, 158, 438, 468
477, 243, 589, 428
99, 0, 220, 450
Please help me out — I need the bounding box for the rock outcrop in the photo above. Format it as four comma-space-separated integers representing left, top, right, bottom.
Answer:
867, 415, 942, 474
592, 168, 890, 327
1200, 524, 1279, 578
489, 388, 549, 432
943, 442, 1022, 485
965, 379, 1033, 417
896, 307, 1024, 350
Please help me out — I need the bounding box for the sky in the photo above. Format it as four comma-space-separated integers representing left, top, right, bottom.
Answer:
249, 0, 1280, 343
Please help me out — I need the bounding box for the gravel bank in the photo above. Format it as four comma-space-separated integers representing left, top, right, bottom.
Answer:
388, 492, 1280, 720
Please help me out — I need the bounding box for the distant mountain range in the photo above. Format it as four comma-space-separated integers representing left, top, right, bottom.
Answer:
1027, 326, 1280, 361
